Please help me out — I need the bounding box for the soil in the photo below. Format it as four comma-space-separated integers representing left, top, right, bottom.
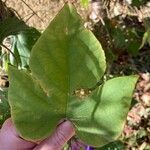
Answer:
4, 0, 64, 30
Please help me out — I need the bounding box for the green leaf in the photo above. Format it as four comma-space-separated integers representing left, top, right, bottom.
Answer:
132, 0, 148, 7
96, 140, 125, 150
0, 16, 40, 69
80, 0, 89, 7
29, 4, 106, 95
0, 89, 10, 127
10, 28, 41, 68
112, 28, 126, 49
8, 4, 138, 147
0, 16, 28, 43
8, 67, 63, 140
140, 29, 150, 49
68, 75, 138, 147
126, 40, 141, 56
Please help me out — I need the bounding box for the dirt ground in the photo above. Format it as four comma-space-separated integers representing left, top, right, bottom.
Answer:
3, 0, 87, 30
4, 0, 65, 30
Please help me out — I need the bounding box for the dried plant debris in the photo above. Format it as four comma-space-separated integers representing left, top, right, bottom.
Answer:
0, 75, 9, 88
89, 0, 150, 23
123, 73, 150, 150
135, 73, 150, 107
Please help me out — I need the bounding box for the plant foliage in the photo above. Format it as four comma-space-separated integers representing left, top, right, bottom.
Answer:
8, 4, 138, 147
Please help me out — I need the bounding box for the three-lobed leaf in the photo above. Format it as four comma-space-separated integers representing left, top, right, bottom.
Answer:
8, 4, 138, 147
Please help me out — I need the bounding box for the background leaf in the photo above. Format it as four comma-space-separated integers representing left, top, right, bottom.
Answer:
0, 89, 10, 127
0, 16, 28, 43
96, 140, 125, 150
9, 28, 41, 68
80, 0, 89, 7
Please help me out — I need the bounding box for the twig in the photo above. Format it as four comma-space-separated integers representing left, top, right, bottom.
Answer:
21, 0, 44, 23
25, 13, 35, 23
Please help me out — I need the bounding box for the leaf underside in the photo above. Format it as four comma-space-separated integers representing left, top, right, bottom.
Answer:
8, 4, 138, 147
